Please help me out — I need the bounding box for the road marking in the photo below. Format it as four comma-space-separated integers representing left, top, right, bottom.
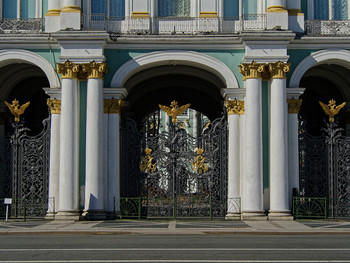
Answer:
1, 260, 350, 263
1, 248, 350, 251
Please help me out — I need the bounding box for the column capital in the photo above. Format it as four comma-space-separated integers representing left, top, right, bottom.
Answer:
82, 61, 108, 80
269, 62, 291, 79
267, 5, 287, 13
57, 60, 80, 79
47, 99, 61, 114
239, 61, 268, 81
225, 100, 245, 115
104, 98, 125, 114
287, 98, 302, 114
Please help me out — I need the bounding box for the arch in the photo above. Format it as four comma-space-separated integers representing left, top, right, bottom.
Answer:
111, 50, 239, 89
0, 49, 60, 89
290, 49, 350, 88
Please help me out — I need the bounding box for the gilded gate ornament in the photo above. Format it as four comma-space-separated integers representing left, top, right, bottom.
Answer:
159, 100, 191, 124
319, 99, 346, 123
5, 99, 30, 123
192, 148, 209, 174
139, 147, 157, 173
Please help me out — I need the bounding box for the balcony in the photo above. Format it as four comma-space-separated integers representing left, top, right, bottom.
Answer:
81, 15, 267, 34
0, 18, 44, 34
305, 19, 350, 36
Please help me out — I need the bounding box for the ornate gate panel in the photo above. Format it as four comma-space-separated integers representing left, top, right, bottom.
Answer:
11, 118, 50, 217
121, 111, 228, 219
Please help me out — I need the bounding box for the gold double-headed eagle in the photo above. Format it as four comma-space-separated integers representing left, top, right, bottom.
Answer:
159, 100, 191, 124
319, 99, 346, 123
5, 99, 30, 123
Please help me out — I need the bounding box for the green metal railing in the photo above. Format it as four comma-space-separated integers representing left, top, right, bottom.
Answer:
293, 197, 327, 219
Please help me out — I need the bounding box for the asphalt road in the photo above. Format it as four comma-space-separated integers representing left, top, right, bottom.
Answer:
1, 234, 350, 262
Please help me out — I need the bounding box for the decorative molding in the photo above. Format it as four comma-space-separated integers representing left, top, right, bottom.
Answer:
225, 100, 245, 115
267, 5, 287, 13
47, 99, 61, 114
82, 61, 108, 79
57, 60, 80, 79
269, 62, 291, 79
111, 51, 239, 89
105, 98, 124, 114
287, 98, 302, 114
131, 12, 150, 19
199, 12, 218, 18
45, 9, 61, 16
61, 5, 81, 13
239, 61, 267, 80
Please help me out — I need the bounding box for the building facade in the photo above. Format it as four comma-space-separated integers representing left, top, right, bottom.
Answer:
0, 0, 349, 220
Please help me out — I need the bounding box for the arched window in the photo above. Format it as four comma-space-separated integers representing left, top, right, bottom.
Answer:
91, 0, 125, 17
158, 0, 190, 17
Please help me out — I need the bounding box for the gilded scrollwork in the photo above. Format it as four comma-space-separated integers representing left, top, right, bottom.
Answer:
287, 98, 302, 114
57, 60, 80, 79
225, 99, 245, 115
239, 61, 268, 80
269, 62, 291, 79
139, 147, 157, 173
192, 148, 209, 174
47, 99, 61, 114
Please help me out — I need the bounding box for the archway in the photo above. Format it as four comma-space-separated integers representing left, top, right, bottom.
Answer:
116, 53, 233, 219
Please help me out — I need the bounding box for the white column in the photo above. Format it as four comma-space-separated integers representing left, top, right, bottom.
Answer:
225, 100, 244, 218
56, 62, 80, 220
329, 0, 333, 20
103, 100, 109, 216
266, 0, 288, 29
61, 0, 81, 30
239, 62, 266, 219
45, 0, 61, 32
287, 98, 302, 209
287, 0, 304, 33
46, 99, 61, 218
268, 62, 292, 220
107, 99, 124, 216
83, 62, 107, 220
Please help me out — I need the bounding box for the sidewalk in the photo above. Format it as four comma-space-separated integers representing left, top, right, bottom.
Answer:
1, 219, 350, 235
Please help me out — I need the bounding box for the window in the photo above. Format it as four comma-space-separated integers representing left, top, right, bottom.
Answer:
242, 0, 257, 19
224, 0, 239, 18
158, 0, 190, 17
21, 0, 36, 18
91, 0, 125, 17
3, 0, 17, 18
314, 0, 348, 20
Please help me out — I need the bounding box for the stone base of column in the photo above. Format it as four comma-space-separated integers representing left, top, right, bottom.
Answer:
241, 211, 268, 221
81, 210, 107, 221
268, 211, 294, 221
225, 212, 242, 220
55, 211, 80, 221
45, 212, 56, 220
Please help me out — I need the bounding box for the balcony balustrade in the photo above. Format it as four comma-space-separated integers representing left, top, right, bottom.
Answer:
0, 18, 44, 34
305, 19, 350, 36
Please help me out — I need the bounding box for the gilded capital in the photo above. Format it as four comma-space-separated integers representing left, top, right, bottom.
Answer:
287, 98, 302, 114
225, 100, 245, 115
269, 62, 291, 79
239, 61, 267, 80
82, 61, 108, 79
57, 60, 80, 79
47, 99, 61, 114
105, 98, 125, 114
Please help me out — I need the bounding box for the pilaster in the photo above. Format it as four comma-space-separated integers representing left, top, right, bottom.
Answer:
225, 99, 244, 219
104, 97, 125, 218
46, 99, 61, 218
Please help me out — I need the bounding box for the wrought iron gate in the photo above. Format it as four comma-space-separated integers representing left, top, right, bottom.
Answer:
299, 118, 350, 218
0, 117, 50, 218
121, 112, 228, 219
